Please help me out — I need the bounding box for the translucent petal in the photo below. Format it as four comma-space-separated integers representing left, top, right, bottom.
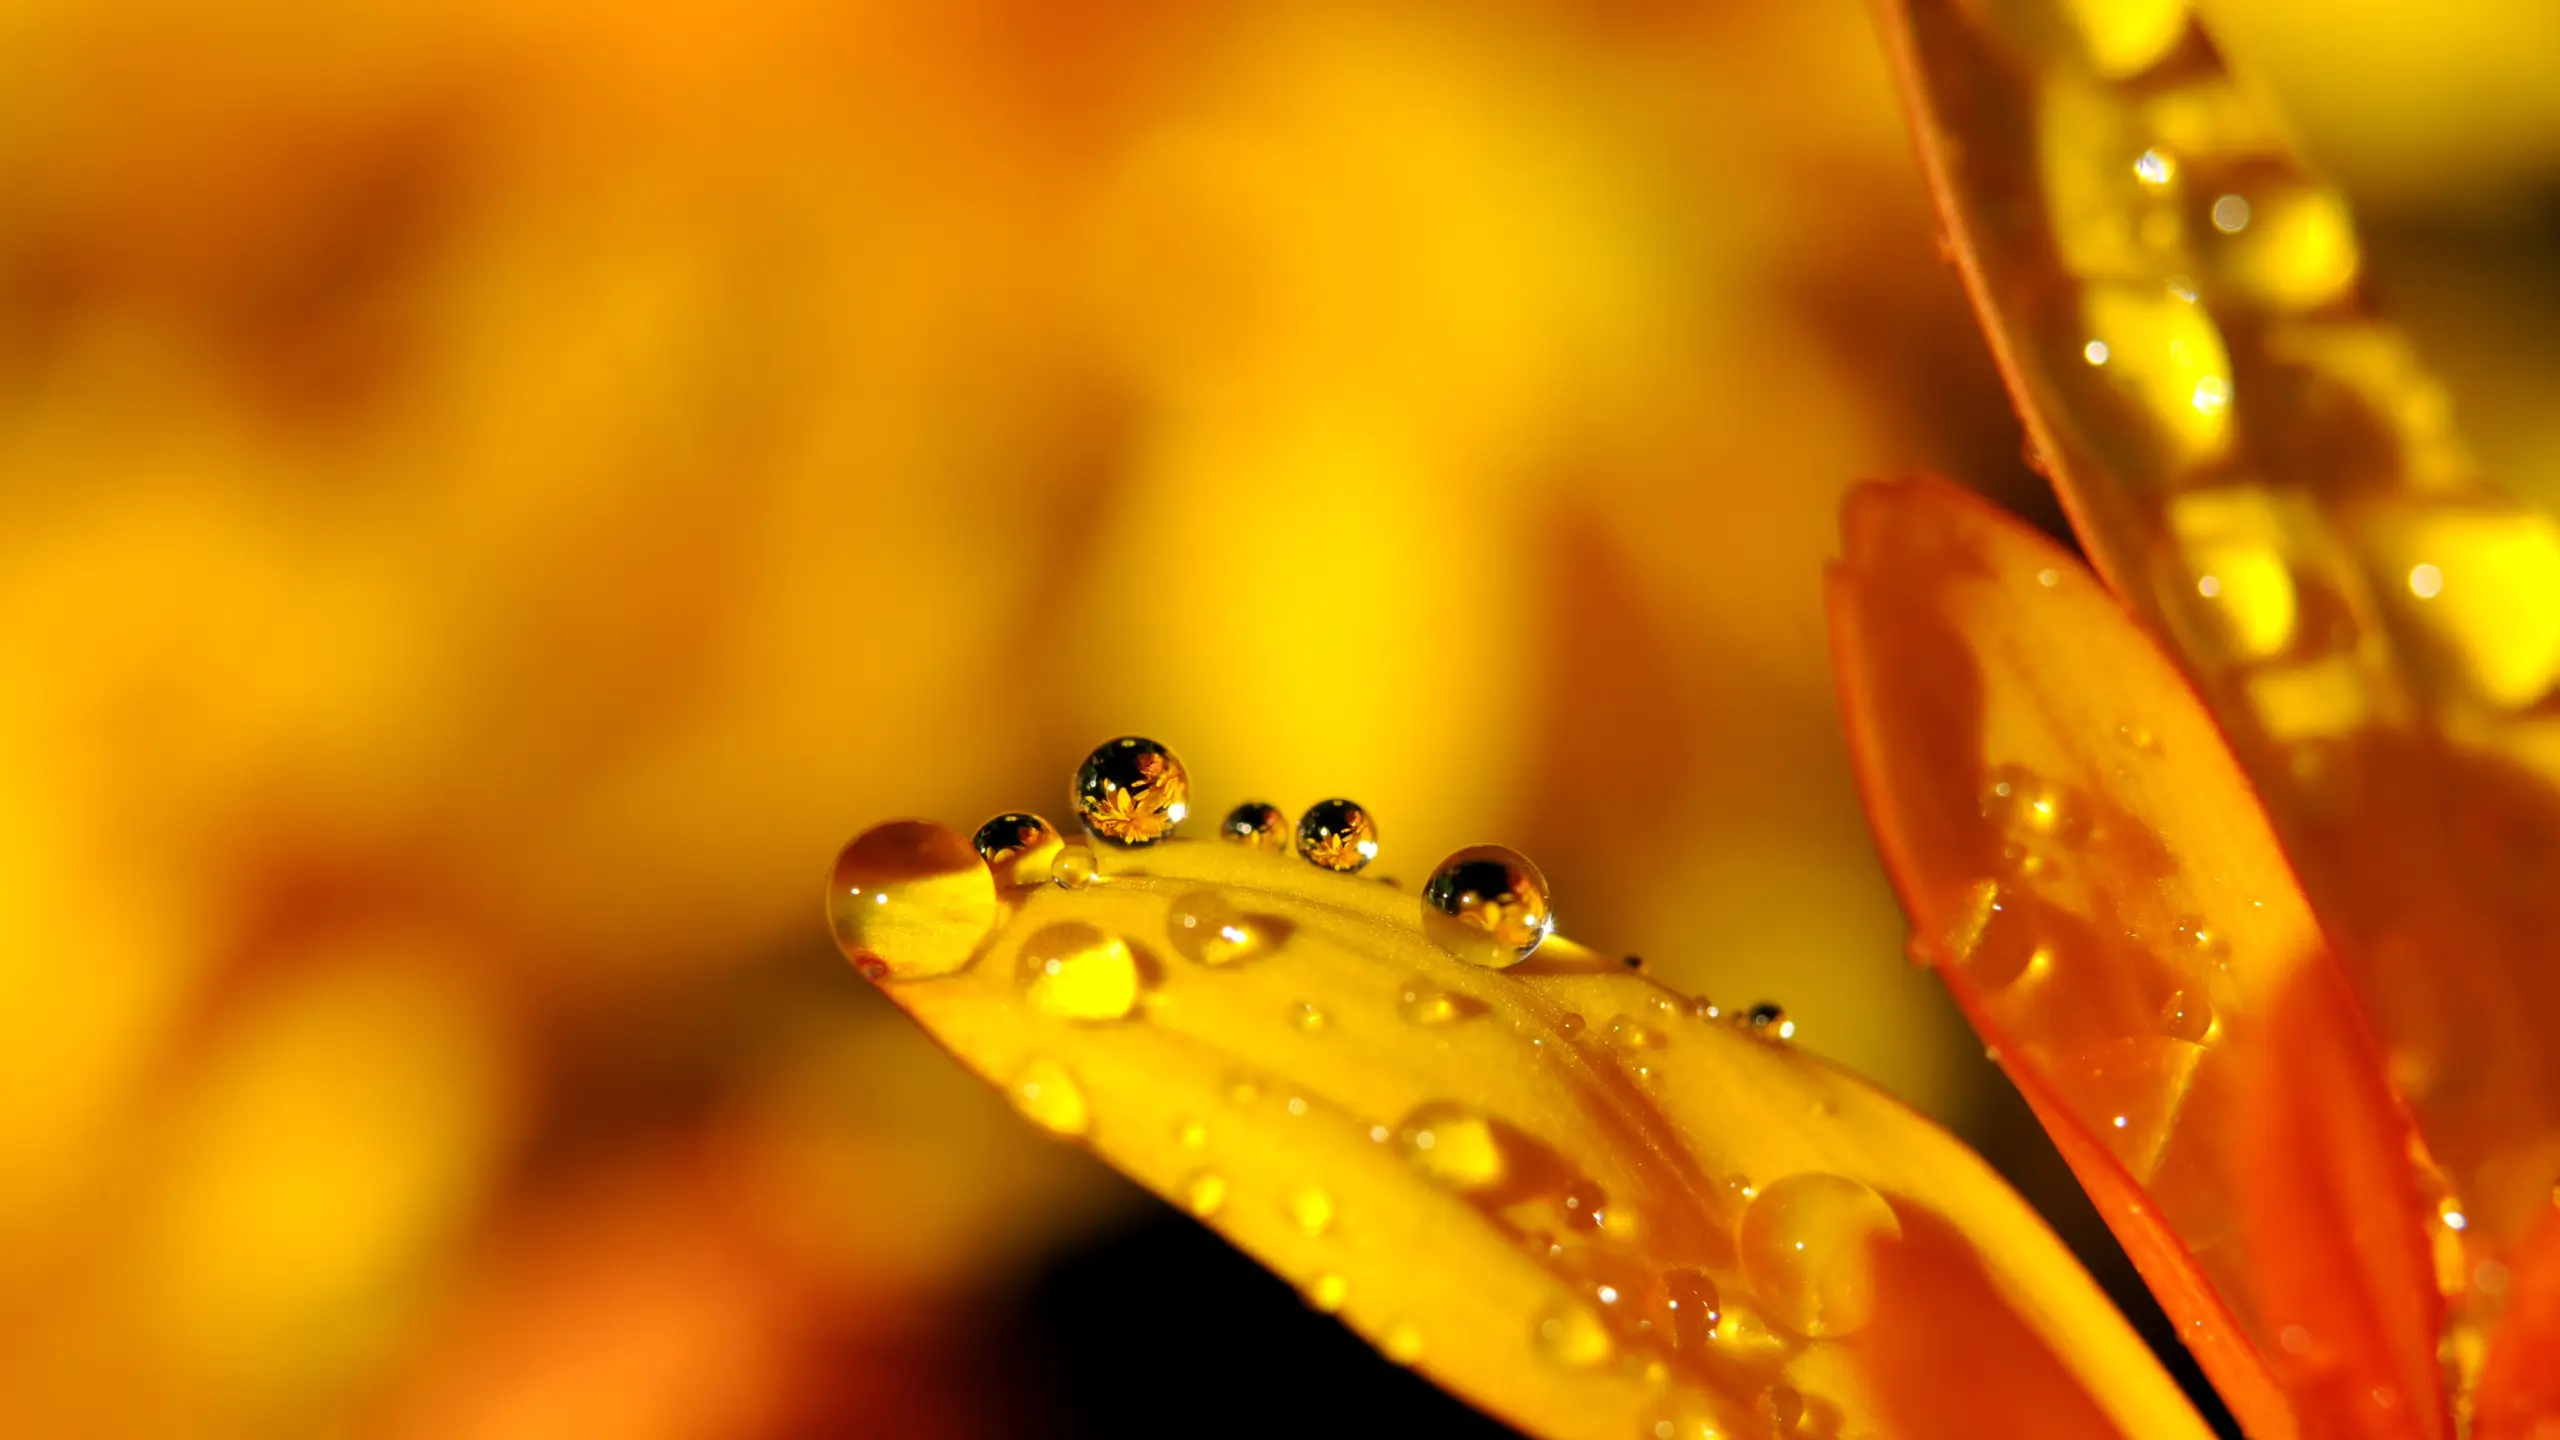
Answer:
1880, 0, 2560, 1388
2475, 1204, 2560, 1440
842, 823, 2212, 1440
1829, 478, 2445, 1440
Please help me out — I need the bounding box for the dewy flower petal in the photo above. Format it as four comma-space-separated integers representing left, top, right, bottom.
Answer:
833, 811, 2214, 1440
1829, 478, 2444, 1440
1878, 0, 2560, 1320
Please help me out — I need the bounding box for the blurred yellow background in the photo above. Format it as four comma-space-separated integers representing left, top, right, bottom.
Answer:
3, 1, 2554, 1434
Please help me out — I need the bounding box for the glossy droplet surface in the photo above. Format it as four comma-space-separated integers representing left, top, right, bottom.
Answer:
1221, 800, 1291, 851
1306, 1272, 1349, 1313
1660, 1269, 1720, 1352
1397, 1102, 1510, 1193
1009, 1056, 1091, 1137
1016, 921, 1143, 1021
1185, 1170, 1229, 1217
1742, 1003, 1794, 1041
972, 812, 1064, 888
1296, 798, 1380, 872
1735, 1172, 1902, 1338
1051, 845, 1099, 890
1422, 844, 1554, 967
1166, 886, 1269, 966
1397, 982, 1467, 1027
827, 820, 998, 981
1073, 736, 1190, 846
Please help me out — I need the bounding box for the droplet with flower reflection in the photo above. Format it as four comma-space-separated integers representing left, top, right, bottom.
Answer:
827, 820, 998, 981
1222, 800, 1291, 851
973, 812, 1063, 886
1297, 798, 1380, 872
1073, 736, 1190, 846
1421, 844, 1554, 967
1736, 1172, 1902, 1338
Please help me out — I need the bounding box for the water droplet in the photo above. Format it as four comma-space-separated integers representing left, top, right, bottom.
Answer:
1534, 1299, 1616, 1368
1382, 1322, 1425, 1365
1659, 1269, 1720, 1352
1221, 800, 1291, 850
1051, 845, 1100, 890
1296, 798, 1380, 872
1016, 921, 1143, 1022
1560, 1179, 1608, 1233
1306, 1272, 1349, 1313
1185, 1170, 1229, 1217
971, 812, 1063, 886
1761, 1383, 1806, 1432
2172, 915, 2230, 962
2158, 987, 2216, 1043
2118, 723, 2160, 754
1176, 1118, 1208, 1150
1166, 886, 1268, 966
1742, 1003, 1795, 1041
1008, 1057, 1090, 1137
1735, 1172, 1902, 1337
1293, 1001, 1327, 1033
1603, 1014, 1666, 1050
1557, 1013, 1587, 1040
1421, 844, 1554, 966
828, 820, 998, 981
1288, 1186, 1337, 1237
1397, 982, 1470, 1027
1073, 736, 1190, 847
1397, 1102, 1511, 1193
1687, 996, 1722, 1021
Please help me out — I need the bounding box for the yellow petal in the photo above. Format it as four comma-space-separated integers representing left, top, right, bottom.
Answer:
835, 819, 2214, 1440
1880, 0, 2560, 1376
1829, 477, 2447, 1440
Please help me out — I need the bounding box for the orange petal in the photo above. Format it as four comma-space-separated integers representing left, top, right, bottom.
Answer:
1878, 0, 2560, 1340
1829, 477, 2445, 1439
2476, 1203, 2560, 1440
830, 817, 2213, 1440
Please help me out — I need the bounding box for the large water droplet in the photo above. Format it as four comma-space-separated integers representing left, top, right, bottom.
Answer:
1296, 799, 1379, 872
1009, 1056, 1091, 1137
1533, 1299, 1615, 1368
1421, 844, 1554, 966
1017, 921, 1143, 1021
1735, 1172, 1902, 1337
1397, 1102, 1511, 1193
1051, 844, 1100, 890
1073, 736, 1190, 847
972, 812, 1063, 886
1166, 886, 1269, 966
1221, 800, 1291, 851
827, 820, 998, 981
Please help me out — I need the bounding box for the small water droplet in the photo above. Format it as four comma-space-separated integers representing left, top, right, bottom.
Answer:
1420, 844, 1554, 966
1008, 1057, 1091, 1137
1176, 1118, 1208, 1150
1397, 1102, 1512, 1192
1687, 996, 1721, 1021
1016, 921, 1143, 1021
1166, 886, 1269, 966
1659, 1269, 1720, 1352
1306, 1272, 1349, 1313
1297, 798, 1380, 872
1292, 1001, 1327, 1033
1603, 1014, 1666, 1050
2118, 723, 2160, 753
1742, 1003, 1794, 1041
1073, 736, 1190, 847
1736, 1172, 1902, 1337
2171, 915, 2230, 962
828, 820, 998, 981
1185, 1170, 1229, 1217
1382, 1322, 1425, 1365
1220, 799, 1291, 850
1288, 1186, 1337, 1237
1534, 1299, 1615, 1368
1397, 982, 1471, 1027
1761, 1383, 1805, 1431
1557, 1013, 1587, 1040
1560, 1179, 1608, 1233
1051, 845, 1100, 890
2158, 987, 2215, 1043
971, 812, 1064, 886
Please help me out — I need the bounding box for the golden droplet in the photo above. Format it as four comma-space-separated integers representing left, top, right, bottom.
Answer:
1659, 1268, 1720, 1353
827, 820, 998, 981
1306, 1272, 1349, 1313
1288, 1186, 1338, 1237
1073, 736, 1190, 847
1742, 1003, 1795, 1041
1008, 1056, 1091, 1137
1560, 1179, 1608, 1233
1051, 844, 1100, 890
1735, 1172, 1903, 1338
1397, 982, 1467, 1027
1184, 1170, 1229, 1217
1296, 798, 1380, 872
971, 812, 1064, 886
1396, 1102, 1511, 1193
1293, 1002, 1328, 1033
1381, 1322, 1425, 1365
1421, 844, 1555, 967
1016, 921, 1143, 1022
1166, 886, 1269, 966
1221, 800, 1291, 850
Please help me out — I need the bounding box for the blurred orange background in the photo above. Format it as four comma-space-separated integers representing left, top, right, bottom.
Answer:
4, 1, 2556, 1434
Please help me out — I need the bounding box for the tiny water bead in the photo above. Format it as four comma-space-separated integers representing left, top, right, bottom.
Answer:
1009, 1056, 1091, 1137
827, 820, 998, 981
1166, 886, 1269, 966
971, 812, 1063, 887
1051, 845, 1100, 890
1184, 1170, 1229, 1218
1560, 1179, 1609, 1232
1288, 1185, 1337, 1237
1292, 1001, 1328, 1033
1396, 1102, 1510, 1194
1296, 798, 1380, 872
1220, 800, 1291, 850
1306, 1272, 1349, 1313
1735, 1172, 1902, 1338
1742, 1003, 1795, 1041
1421, 844, 1554, 967
1073, 735, 1190, 846
1016, 921, 1143, 1022
1397, 982, 1464, 1027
